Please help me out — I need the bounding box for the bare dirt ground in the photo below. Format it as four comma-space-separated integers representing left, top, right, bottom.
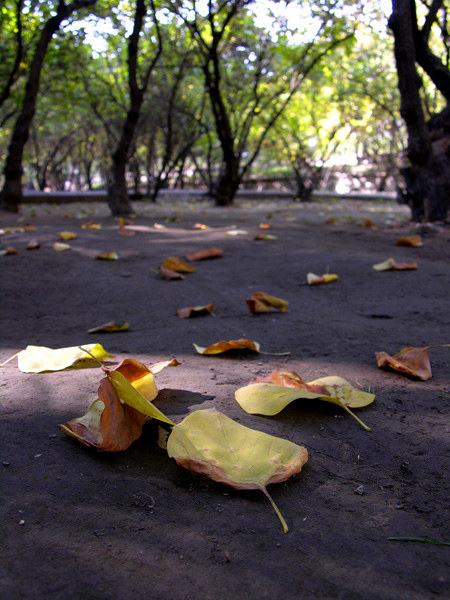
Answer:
1, 197, 449, 600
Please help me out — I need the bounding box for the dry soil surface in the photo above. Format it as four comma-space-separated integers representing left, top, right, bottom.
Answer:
1, 198, 449, 600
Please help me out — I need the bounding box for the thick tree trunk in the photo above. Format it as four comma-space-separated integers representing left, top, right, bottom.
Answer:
107, 110, 138, 216
389, 0, 450, 222
0, 0, 97, 212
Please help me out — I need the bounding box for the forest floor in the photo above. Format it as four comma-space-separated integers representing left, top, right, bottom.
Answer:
0, 197, 449, 600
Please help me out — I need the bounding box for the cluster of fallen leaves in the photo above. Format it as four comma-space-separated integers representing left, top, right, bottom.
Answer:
2, 216, 445, 533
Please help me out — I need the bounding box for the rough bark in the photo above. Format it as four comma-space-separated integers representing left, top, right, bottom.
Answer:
389, 0, 450, 222
0, 0, 97, 212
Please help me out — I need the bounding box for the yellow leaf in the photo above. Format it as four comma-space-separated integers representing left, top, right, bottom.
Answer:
88, 321, 130, 333
58, 231, 78, 241
373, 258, 417, 271
96, 251, 119, 260
161, 257, 196, 273
246, 292, 288, 314
82, 222, 102, 229
193, 339, 261, 355
235, 371, 374, 431
307, 273, 338, 285
167, 409, 308, 533
193, 223, 210, 229
52, 242, 71, 251
13, 343, 113, 373
254, 234, 277, 241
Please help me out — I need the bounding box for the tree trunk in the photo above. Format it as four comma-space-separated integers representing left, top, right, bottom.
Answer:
0, 0, 97, 212
389, 0, 450, 222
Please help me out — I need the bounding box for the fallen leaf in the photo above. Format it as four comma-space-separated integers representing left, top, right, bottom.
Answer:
6, 343, 113, 373
259, 223, 270, 229
96, 251, 119, 260
161, 257, 196, 273
372, 258, 418, 271
193, 339, 261, 355
235, 371, 374, 431
58, 231, 78, 241
193, 223, 210, 230
52, 242, 71, 251
374, 346, 443, 380
26, 240, 40, 250
358, 218, 378, 230
177, 304, 214, 318
23, 224, 37, 232
0, 246, 18, 256
307, 273, 338, 285
82, 221, 102, 229
185, 247, 223, 261
395, 235, 422, 247
254, 234, 277, 241
60, 358, 174, 451
325, 217, 337, 225
158, 266, 185, 280
153, 222, 167, 230
118, 217, 135, 237
88, 321, 130, 333
149, 358, 181, 374
225, 229, 248, 236
246, 292, 288, 314
167, 409, 308, 533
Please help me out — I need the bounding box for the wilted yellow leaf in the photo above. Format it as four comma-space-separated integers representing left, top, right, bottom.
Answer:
58, 231, 78, 241
96, 251, 119, 260
6, 343, 113, 373
395, 235, 422, 247
193, 339, 261, 355
88, 321, 130, 333
246, 292, 288, 314
52, 242, 71, 251
307, 273, 338, 285
373, 258, 418, 271
161, 257, 196, 273
177, 304, 214, 318
185, 247, 223, 261
167, 409, 308, 533
235, 371, 374, 431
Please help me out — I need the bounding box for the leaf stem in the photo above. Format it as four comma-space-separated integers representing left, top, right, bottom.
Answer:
261, 486, 289, 534
0, 352, 19, 367
340, 403, 372, 432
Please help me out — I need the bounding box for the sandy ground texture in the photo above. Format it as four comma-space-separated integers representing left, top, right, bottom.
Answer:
0, 197, 449, 600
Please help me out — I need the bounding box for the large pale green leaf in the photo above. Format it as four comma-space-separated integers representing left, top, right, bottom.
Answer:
235, 371, 374, 431
167, 409, 308, 533
12, 343, 113, 373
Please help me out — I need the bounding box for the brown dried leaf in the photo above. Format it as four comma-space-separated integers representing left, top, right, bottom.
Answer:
26, 240, 40, 250
246, 292, 288, 314
395, 235, 422, 247
193, 339, 261, 355
161, 257, 196, 273
158, 266, 185, 280
373, 258, 418, 271
88, 321, 130, 333
186, 247, 223, 261
177, 304, 214, 318
375, 346, 432, 380
0, 246, 19, 256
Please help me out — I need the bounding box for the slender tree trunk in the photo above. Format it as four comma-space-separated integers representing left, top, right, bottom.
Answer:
0, 0, 97, 212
